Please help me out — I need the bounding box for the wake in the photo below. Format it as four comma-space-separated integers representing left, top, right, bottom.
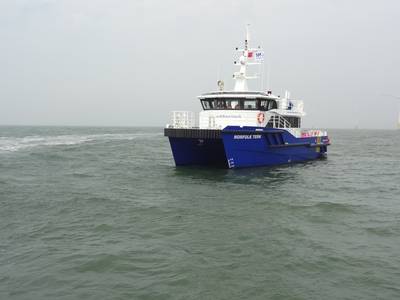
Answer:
0, 132, 161, 152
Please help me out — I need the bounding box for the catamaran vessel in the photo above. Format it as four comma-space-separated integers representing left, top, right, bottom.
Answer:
164, 27, 330, 168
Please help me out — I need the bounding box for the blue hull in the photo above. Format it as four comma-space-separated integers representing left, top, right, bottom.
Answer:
168, 137, 228, 167
166, 126, 329, 169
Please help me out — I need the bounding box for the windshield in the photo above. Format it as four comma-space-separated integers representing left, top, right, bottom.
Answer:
201, 98, 277, 111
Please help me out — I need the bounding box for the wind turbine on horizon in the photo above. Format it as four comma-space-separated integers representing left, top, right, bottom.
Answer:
382, 94, 400, 129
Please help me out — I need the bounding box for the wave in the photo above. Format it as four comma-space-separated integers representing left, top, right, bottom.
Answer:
0, 133, 160, 152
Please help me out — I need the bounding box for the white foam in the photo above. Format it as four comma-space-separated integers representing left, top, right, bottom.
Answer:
0, 132, 160, 153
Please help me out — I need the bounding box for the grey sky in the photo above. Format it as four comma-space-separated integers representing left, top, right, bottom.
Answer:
1, 0, 399, 128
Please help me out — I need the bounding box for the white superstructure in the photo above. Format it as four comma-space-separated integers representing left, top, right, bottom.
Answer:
168, 25, 327, 138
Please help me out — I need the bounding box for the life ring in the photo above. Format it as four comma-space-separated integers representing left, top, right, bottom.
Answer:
257, 112, 265, 124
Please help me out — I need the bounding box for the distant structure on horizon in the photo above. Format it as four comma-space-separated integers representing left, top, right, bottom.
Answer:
382, 94, 400, 129
398, 112, 400, 129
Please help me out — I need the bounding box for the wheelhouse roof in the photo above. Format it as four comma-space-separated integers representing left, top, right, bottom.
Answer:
198, 91, 279, 100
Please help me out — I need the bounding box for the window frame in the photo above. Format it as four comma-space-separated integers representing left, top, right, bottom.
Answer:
200, 98, 278, 111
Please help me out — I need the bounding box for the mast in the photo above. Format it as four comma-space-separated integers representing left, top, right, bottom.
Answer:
233, 25, 264, 92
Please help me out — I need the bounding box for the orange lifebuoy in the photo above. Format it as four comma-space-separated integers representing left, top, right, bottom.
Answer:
257, 112, 265, 124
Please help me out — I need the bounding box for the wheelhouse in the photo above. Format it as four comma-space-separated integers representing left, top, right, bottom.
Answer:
200, 98, 278, 111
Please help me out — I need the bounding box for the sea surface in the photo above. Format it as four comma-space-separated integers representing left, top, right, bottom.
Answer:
0, 126, 399, 300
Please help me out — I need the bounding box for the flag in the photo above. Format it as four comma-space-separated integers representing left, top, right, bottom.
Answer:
246, 50, 264, 62
255, 50, 264, 62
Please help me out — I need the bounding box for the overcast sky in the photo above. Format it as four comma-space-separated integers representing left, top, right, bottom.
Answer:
0, 0, 399, 128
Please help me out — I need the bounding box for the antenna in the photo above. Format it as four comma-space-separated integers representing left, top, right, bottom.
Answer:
233, 25, 265, 92
245, 24, 250, 51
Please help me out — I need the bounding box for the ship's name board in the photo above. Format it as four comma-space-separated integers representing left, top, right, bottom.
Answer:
233, 134, 262, 140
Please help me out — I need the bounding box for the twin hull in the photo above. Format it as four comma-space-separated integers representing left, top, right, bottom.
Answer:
165, 126, 329, 168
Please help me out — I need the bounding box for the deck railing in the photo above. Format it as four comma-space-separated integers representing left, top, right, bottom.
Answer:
167, 111, 195, 129
267, 113, 292, 129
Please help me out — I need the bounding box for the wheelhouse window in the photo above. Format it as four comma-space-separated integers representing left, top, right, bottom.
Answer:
259, 100, 268, 110
267, 100, 278, 110
201, 100, 212, 110
200, 98, 278, 111
226, 100, 240, 109
215, 99, 226, 109
243, 100, 257, 109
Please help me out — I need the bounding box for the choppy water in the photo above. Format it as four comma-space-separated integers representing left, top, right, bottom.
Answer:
0, 126, 399, 299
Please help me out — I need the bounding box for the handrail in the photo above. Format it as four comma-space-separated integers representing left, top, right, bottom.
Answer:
170, 111, 195, 129
267, 112, 291, 129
